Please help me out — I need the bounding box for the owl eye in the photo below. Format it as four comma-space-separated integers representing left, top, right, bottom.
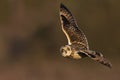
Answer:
62, 49, 67, 53
67, 47, 70, 51
60, 47, 66, 53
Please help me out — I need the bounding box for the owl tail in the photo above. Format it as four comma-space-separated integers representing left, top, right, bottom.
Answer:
87, 52, 112, 68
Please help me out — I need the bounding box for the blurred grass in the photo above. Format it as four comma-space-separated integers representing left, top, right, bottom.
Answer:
0, 0, 120, 80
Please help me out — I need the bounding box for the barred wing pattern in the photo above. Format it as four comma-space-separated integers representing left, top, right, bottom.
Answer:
60, 4, 89, 49
59, 3, 112, 68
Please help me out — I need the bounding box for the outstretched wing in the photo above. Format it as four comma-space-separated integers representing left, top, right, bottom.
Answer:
60, 3, 89, 49
88, 52, 112, 68
80, 50, 112, 68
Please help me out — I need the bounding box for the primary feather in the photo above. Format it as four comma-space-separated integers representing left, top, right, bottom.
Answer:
59, 3, 112, 68
60, 3, 89, 49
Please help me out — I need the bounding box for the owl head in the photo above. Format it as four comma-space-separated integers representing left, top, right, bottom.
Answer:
60, 45, 72, 57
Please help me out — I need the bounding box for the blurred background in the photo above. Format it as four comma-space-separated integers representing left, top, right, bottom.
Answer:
0, 0, 120, 80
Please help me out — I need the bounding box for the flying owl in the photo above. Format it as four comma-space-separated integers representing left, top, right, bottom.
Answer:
59, 3, 112, 68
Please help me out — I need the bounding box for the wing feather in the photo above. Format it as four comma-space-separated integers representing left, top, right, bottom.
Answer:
60, 3, 89, 49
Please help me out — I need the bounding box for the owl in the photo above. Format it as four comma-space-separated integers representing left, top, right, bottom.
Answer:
59, 3, 112, 68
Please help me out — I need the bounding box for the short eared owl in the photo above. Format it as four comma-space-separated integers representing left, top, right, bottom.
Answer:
59, 3, 112, 68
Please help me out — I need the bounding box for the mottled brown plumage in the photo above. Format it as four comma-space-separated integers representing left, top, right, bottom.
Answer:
59, 3, 112, 68
60, 4, 89, 49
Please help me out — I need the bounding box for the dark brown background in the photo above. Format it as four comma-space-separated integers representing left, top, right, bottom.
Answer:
0, 0, 119, 80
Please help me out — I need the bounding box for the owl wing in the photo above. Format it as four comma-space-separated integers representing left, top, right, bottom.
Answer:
60, 3, 89, 49
79, 50, 112, 68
